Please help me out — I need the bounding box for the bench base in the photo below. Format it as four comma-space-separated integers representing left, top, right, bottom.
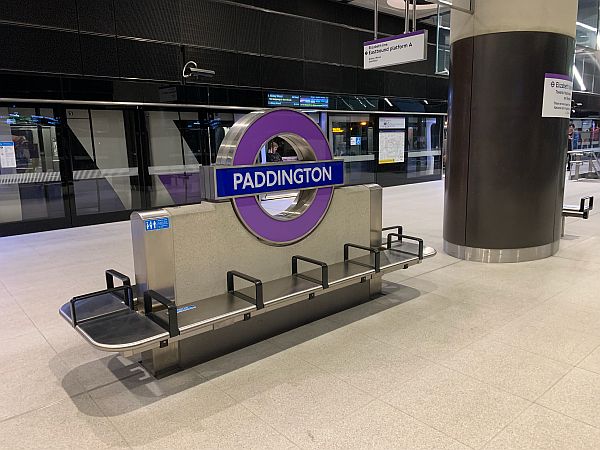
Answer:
142, 277, 376, 377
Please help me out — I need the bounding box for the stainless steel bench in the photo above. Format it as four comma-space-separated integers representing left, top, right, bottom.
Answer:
59, 227, 435, 356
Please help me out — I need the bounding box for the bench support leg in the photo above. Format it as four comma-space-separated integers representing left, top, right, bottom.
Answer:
561, 215, 566, 238
141, 341, 180, 378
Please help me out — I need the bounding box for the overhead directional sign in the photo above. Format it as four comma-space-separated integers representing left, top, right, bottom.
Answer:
364, 30, 428, 70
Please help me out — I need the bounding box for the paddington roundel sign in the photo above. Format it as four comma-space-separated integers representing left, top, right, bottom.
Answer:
206, 108, 344, 245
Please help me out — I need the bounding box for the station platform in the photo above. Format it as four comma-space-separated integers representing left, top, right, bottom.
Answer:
1, 178, 600, 448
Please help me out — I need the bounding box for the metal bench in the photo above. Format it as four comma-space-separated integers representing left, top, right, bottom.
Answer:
562, 196, 594, 237
59, 227, 435, 356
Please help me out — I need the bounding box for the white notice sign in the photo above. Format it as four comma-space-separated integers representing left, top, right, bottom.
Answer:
379, 131, 405, 164
541, 73, 573, 118
364, 30, 428, 70
0, 141, 16, 168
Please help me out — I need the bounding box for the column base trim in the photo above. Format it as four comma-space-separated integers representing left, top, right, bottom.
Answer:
443, 240, 560, 263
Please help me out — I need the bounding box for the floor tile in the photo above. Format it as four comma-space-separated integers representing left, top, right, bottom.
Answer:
384, 364, 531, 448
577, 345, 600, 374
441, 338, 572, 401
0, 394, 128, 449
291, 399, 469, 449
538, 367, 600, 429
490, 318, 600, 365
484, 404, 600, 450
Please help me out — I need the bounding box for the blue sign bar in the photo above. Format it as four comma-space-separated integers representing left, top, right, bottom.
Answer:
144, 217, 170, 231
215, 160, 344, 199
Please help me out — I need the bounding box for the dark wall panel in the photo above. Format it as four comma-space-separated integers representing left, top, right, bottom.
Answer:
304, 21, 341, 64
184, 47, 239, 86
81, 35, 119, 77
341, 29, 371, 68
0, 25, 81, 74
261, 57, 303, 90
77, 0, 116, 35
357, 69, 384, 96
0, 0, 77, 29
260, 13, 303, 59
384, 71, 427, 98
181, 0, 237, 51
115, 0, 180, 42
117, 39, 181, 81
235, 7, 261, 54
238, 54, 262, 87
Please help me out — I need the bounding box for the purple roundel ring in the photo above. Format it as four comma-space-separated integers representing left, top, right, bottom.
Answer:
215, 108, 335, 245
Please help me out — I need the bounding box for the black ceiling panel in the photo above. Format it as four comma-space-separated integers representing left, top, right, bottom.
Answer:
115, 0, 181, 43
77, 0, 116, 35
261, 57, 303, 90
254, 0, 300, 15
0, 0, 78, 29
235, 6, 261, 54
180, 0, 236, 51
341, 28, 371, 68
260, 13, 303, 59
304, 21, 341, 65
184, 47, 238, 86
238, 53, 261, 87
117, 38, 181, 81
0, 25, 81, 75
81, 35, 119, 77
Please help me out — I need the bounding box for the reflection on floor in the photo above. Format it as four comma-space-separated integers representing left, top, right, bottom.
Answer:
1, 178, 600, 448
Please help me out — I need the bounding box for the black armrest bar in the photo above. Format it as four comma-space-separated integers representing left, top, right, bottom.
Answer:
292, 255, 329, 289
386, 233, 424, 260
227, 271, 264, 310
382, 225, 403, 243
344, 243, 381, 273
105, 269, 133, 309
69, 286, 134, 327
580, 196, 594, 212
143, 290, 179, 337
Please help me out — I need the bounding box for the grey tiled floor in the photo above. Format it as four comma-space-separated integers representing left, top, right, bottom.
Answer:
1, 178, 600, 449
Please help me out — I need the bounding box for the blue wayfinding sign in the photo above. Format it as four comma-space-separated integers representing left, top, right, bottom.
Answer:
215, 160, 344, 199
145, 217, 170, 231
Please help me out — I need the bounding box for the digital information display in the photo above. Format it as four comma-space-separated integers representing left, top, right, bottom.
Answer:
267, 92, 329, 109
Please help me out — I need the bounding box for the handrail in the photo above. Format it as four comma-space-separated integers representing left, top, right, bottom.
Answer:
143, 290, 180, 338
344, 243, 381, 273
386, 233, 424, 260
382, 225, 403, 243
227, 270, 264, 310
292, 255, 329, 289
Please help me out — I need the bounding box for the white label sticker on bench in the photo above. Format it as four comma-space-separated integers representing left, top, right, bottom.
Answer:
144, 217, 170, 231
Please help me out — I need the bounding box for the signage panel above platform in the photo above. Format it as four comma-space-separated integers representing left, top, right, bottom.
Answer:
364, 30, 428, 70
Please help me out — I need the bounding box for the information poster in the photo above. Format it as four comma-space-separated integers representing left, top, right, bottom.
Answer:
0, 141, 16, 168
379, 117, 406, 129
379, 131, 405, 164
541, 73, 573, 118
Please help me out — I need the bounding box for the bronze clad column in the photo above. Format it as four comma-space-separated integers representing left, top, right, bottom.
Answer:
443, 0, 578, 262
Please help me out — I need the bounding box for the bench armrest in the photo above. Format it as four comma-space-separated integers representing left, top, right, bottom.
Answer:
344, 243, 381, 273
143, 290, 179, 337
386, 233, 424, 260
105, 269, 133, 309
227, 270, 264, 310
69, 286, 134, 327
292, 255, 329, 289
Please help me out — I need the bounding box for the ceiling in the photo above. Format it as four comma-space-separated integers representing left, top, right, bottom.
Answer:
333, 0, 440, 20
